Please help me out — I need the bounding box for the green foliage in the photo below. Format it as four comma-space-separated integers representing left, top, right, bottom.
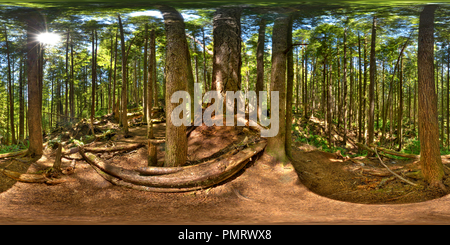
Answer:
0, 141, 28, 154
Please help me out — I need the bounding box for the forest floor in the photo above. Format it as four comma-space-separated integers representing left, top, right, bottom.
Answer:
2, 115, 450, 224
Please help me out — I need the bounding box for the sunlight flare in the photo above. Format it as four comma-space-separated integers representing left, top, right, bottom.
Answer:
37, 32, 61, 46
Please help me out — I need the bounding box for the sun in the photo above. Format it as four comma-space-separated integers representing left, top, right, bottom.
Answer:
37, 32, 61, 46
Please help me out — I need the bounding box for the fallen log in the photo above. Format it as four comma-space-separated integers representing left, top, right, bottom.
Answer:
0, 149, 27, 159
369, 144, 419, 159
79, 140, 267, 192
63, 142, 144, 155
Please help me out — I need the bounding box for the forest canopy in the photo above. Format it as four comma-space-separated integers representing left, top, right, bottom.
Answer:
1, 0, 450, 196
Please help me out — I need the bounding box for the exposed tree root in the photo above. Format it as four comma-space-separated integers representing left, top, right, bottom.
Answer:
79, 140, 267, 192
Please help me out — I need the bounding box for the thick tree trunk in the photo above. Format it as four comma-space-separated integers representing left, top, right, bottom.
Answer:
368, 16, 377, 145
26, 11, 44, 156
159, 5, 189, 167
417, 5, 445, 189
266, 15, 289, 163
211, 7, 241, 94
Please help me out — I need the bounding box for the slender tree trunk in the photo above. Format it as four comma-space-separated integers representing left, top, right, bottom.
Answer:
447, 47, 450, 149
342, 27, 348, 146
70, 34, 75, 122
64, 30, 70, 122
26, 10, 44, 156
368, 16, 377, 145
255, 18, 266, 117
113, 33, 118, 120
398, 55, 403, 150
417, 4, 444, 189
327, 58, 333, 149
285, 17, 294, 158
90, 30, 97, 135
118, 14, 129, 136
143, 24, 148, 123
202, 27, 207, 94
5, 27, 15, 145
159, 5, 189, 167
266, 14, 289, 163
358, 33, 363, 143
19, 56, 24, 143
147, 28, 155, 139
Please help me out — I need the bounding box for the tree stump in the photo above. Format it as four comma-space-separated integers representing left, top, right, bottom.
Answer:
148, 140, 157, 167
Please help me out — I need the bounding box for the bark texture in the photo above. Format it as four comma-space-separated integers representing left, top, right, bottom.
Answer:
265, 15, 289, 163
26, 10, 44, 156
367, 16, 377, 144
159, 5, 189, 167
211, 7, 242, 93
417, 5, 445, 188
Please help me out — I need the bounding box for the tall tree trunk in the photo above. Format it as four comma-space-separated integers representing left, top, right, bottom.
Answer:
25, 10, 44, 156
143, 24, 148, 123
358, 33, 363, 143
70, 34, 75, 122
447, 47, 450, 149
266, 14, 289, 163
398, 55, 403, 150
113, 33, 118, 121
342, 27, 348, 146
417, 4, 444, 189
19, 56, 24, 143
5, 27, 15, 145
211, 7, 241, 94
202, 27, 207, 94
65, 31, 70, 122
159, 5, 189, 167
118, 14, 129, 136
285, 16, 294, 158
90, 30, 97, 136
255, 18, 266, 117
147, 28, 155, 139
368, 16, 377, 145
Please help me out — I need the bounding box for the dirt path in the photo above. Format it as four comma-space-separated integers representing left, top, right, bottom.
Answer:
1, 125, 450, 224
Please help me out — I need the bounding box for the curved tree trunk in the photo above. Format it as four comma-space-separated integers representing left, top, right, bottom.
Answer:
79, 140, 266, 192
